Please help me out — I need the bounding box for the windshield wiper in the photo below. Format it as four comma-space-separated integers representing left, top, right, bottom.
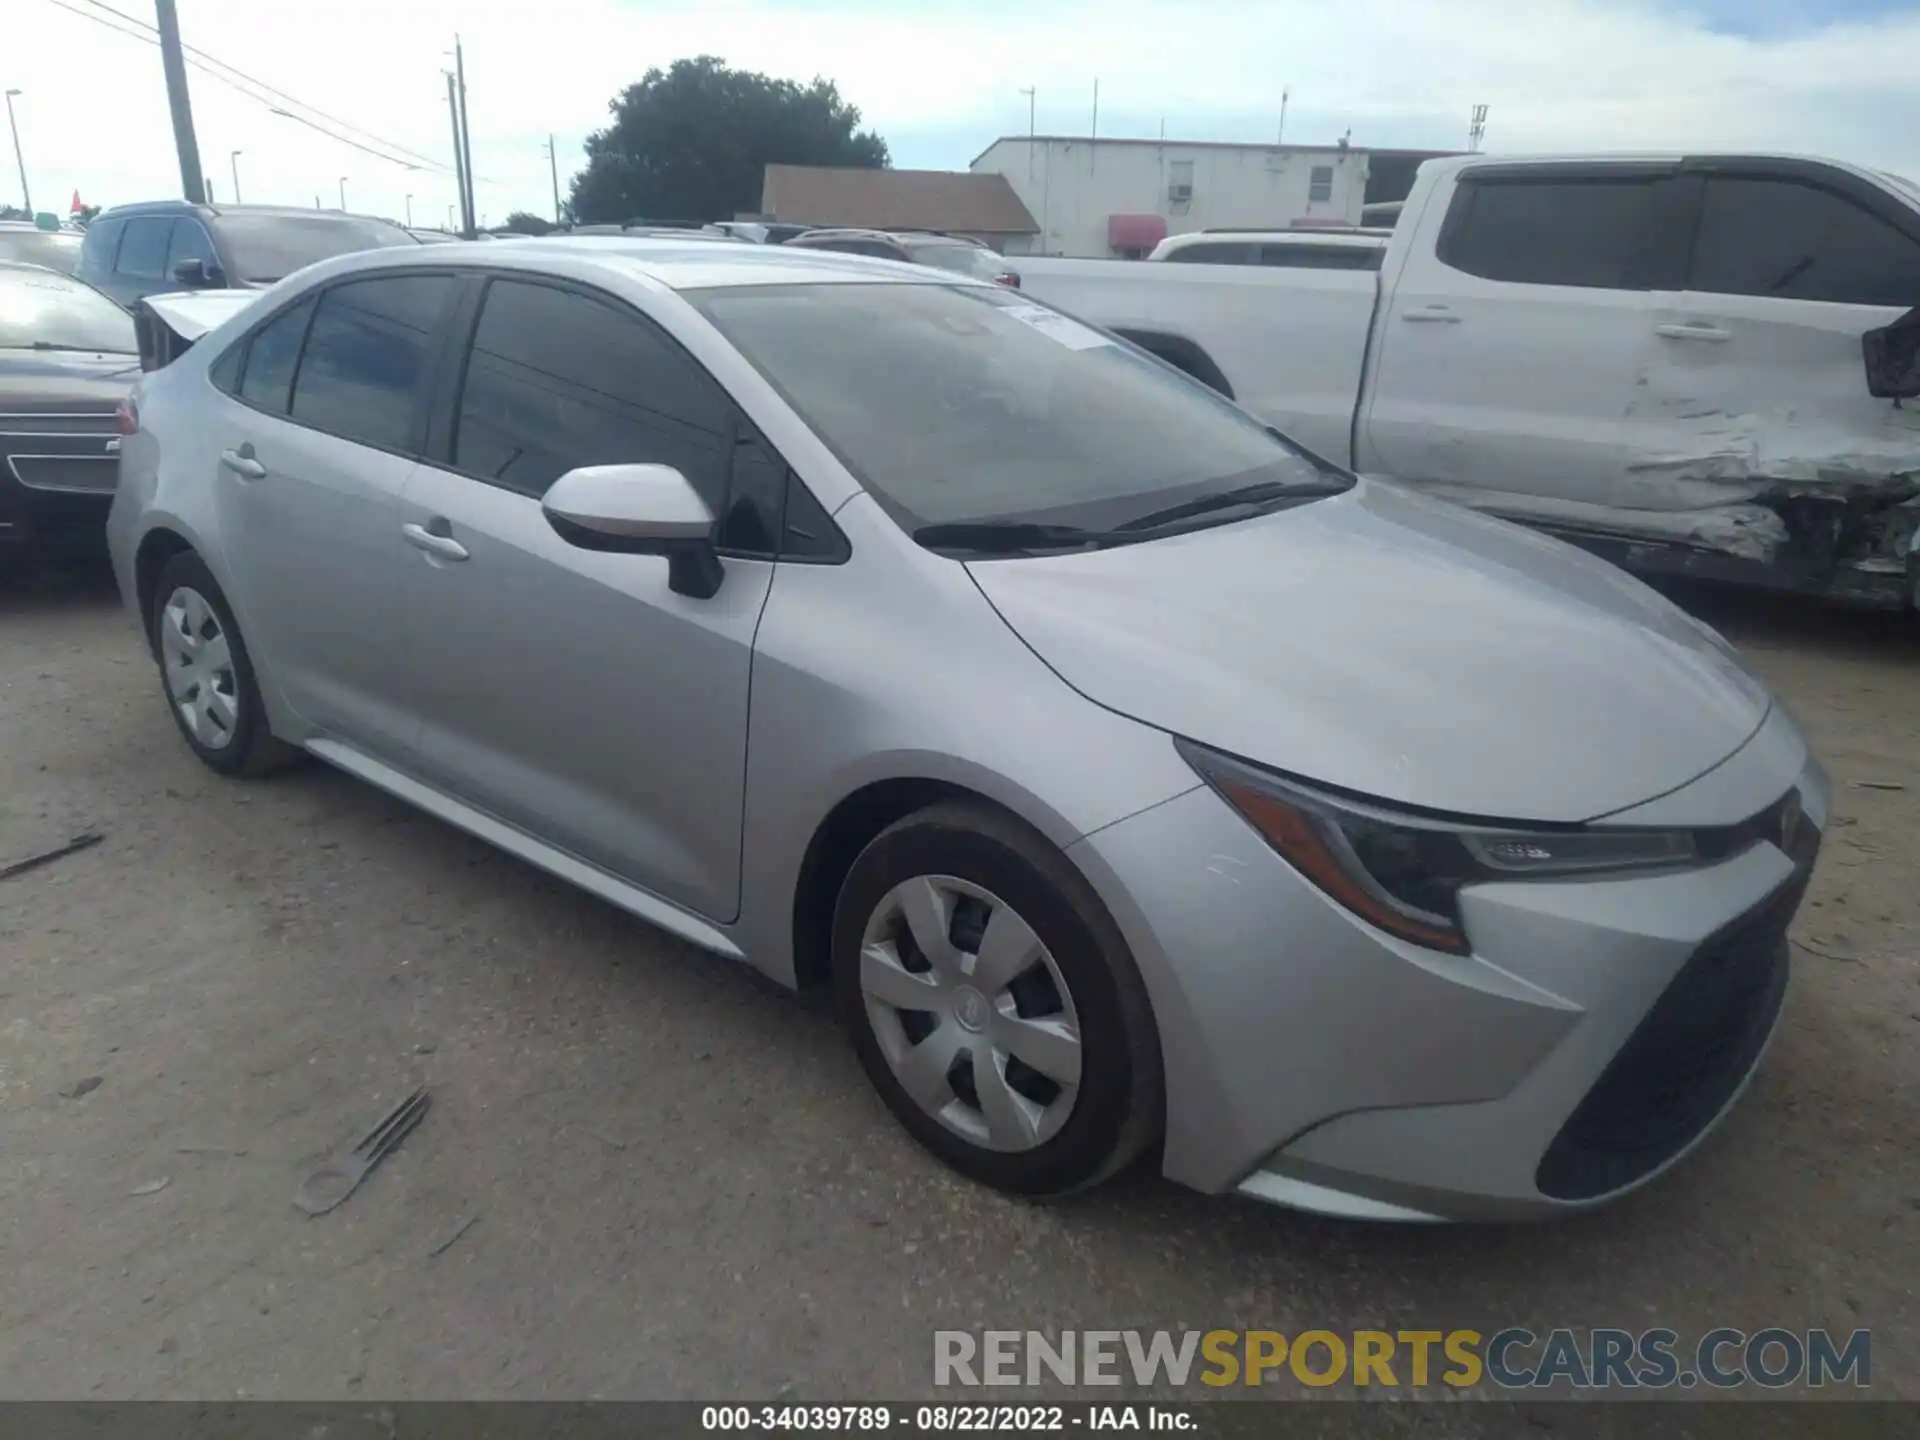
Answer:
913, 520, 1113, 555
1114, 477, 1349, 533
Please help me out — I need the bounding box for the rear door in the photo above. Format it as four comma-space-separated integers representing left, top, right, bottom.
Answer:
209, 271, 458, 760
1363, 164, 1671, 508
396, 275, 774, 921
1646, 160, 1920, 511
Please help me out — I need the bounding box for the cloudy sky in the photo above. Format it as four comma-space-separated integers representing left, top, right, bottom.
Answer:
7, 0, 1920, 227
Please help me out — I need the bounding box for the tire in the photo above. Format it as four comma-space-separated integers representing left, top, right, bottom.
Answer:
149, 551, 300, 777
833, 800, 1163, 1196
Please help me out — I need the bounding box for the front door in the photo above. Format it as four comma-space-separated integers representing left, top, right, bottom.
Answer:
396, 275, 772, 922
1364, 167, 1666, 512
1643, 165, 1920, 514
211, 272, 458, 762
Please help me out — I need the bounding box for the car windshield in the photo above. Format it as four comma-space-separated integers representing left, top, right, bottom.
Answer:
910, 243, 1005, 280
0, 267, 137, 352
689, 281, 1342, 533
214, 213, 417, 283
0, 229, 83, 274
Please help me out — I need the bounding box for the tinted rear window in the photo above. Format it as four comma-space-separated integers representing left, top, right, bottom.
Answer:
1162, 242, 1259, 264
214, 214, 417, 283
0, 268, 138, 352
0, 230, 83, 275
1440, 178, 1655, 289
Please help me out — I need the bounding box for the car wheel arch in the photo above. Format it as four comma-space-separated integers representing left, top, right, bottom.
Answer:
1109, 328, 1234, 399
135, 527, 197, 646
788, 774, 1091, 991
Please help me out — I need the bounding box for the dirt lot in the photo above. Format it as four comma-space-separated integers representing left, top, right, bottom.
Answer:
0, 560, 1915, 1408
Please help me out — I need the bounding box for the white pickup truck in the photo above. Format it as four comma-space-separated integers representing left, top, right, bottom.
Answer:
1018, 152, 1920, 609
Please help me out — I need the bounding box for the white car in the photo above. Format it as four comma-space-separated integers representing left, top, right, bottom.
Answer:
1020, 152, 1920, 611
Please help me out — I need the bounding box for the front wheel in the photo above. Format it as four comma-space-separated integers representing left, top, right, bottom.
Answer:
833, 801, 1162, 1196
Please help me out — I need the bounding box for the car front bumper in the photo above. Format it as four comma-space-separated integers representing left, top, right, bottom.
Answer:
1066, 708, 1827, 1221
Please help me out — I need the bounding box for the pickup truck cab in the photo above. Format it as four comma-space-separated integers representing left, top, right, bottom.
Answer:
1019, 153, 1920, 609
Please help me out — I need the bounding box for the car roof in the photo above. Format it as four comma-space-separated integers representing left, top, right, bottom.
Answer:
288, 234, 988, 293
94, 200, 409, 228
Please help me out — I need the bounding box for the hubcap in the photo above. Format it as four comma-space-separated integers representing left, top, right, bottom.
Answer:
159, 585, 239, 751
859, 875, 1082, 1153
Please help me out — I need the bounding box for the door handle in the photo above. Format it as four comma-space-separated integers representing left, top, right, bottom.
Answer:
402, 521, 469, 562
1655, 323, 1732, 342
1400, 307, 1461, 324
219, 446, 266, 480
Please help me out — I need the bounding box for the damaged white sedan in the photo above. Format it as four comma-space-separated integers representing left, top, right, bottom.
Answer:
1017, 151, 1920, 610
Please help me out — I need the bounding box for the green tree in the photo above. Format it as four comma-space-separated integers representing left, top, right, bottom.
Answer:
570, 56, 888, 224
500, 210, 556, 235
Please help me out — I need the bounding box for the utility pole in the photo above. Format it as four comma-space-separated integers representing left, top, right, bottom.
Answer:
454, 37, 477, 239
546, 134, 561, 225
338, 176, 347, 210
154, 0, 206, 203
404, 193, 413, 226
1089, 78, 1098, 173
4, 91, 30, 215
1017, 87, 1035, 180
230, 150, 242, 204
1278, 87, 1290, 145
444, 72, 470, 236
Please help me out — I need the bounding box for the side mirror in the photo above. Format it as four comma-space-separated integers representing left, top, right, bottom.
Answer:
542, 463, 723, 599
1863, 306, 1920, 399
170, 258, 222, 289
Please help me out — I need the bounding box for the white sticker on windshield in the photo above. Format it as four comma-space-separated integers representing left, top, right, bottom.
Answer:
997, 303, 1111, 351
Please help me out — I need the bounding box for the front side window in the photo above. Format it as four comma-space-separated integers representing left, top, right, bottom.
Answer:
116, 217, 175, 280
230, 294, 318, 413
1688, 175, 1920, 307
689, 281, 1339, 533
1440, 177, 1655, 289
451, 278, 729, 503
77, 217, 124, 280
288, 274, 452, 452
165, 221, 220, 279
0, 268, 137, 352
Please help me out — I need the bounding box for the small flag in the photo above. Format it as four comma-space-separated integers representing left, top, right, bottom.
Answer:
69, 189, 84, 214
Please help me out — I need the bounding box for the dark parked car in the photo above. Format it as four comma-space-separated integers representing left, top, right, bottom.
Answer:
0, 221, 83, 275
785, 228, 1021, 286
0, 261, 139, 556
76, 202, 418, 309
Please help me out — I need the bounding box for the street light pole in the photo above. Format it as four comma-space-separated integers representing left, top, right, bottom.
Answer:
230, 150, 242, 204
338, 176, 348, 211
154, 0, 207, 202
3, 90, 29, 216
405, 193, 413, 226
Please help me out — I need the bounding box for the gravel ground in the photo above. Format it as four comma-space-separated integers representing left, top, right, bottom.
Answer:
0, 559, 1914, 1410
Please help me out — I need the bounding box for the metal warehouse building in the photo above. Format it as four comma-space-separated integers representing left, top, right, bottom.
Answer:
970, 136, 1456, 257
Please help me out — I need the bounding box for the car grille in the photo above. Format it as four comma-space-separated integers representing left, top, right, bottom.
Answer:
1535, 808, 1819, 1202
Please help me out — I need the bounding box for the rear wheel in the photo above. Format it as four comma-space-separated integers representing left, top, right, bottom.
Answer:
150, 551, 299, 777
833, 801, 1162, 1195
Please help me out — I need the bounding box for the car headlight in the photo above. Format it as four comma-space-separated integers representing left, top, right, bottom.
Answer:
1176, 739, 1698, 955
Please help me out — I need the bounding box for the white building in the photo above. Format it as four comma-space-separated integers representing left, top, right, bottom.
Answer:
970, 136, 1452, 258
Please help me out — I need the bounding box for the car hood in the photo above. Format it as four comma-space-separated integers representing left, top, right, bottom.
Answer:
965, 479, 1771, 824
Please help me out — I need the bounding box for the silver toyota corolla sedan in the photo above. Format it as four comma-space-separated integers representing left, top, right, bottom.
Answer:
106, 239, 1826, 1221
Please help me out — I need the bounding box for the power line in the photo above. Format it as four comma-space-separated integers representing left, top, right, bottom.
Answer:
44, 0, 474, 181
80, 0, 452, 172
